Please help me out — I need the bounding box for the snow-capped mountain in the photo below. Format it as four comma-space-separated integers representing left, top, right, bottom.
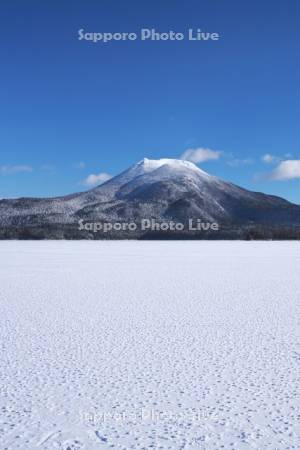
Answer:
0, 158, 300, 239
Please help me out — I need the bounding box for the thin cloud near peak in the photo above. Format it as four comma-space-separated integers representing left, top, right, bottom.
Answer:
226, 157, 253, 167
82, 172, 112, 187
262, 153, 293, 164
180, 147, 222, 164
262, 153, 278, 164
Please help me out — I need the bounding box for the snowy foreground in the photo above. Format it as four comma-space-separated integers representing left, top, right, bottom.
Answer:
1, 242, 299, 450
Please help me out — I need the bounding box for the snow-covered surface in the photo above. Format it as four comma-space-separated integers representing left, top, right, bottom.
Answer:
135, 158, 209, 175
1, 241, 299, 449
93, 158, 213, 199
124, 158, 212, 185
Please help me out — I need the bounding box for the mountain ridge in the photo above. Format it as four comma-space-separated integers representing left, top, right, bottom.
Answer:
0, 158, 300, 239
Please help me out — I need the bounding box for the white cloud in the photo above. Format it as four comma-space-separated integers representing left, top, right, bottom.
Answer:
262, 153, 294, 164
262, 154, 281, 164
82, 172, 112, 187
262, 154, 275, 163
270, 160, 300, 181
0, 165, 33, 175
180, 147, 222, 164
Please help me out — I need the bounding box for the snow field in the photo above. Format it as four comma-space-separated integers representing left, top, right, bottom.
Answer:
0, 241, 299, 449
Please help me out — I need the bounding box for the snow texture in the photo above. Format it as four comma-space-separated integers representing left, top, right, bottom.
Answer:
0, 241, 299, 449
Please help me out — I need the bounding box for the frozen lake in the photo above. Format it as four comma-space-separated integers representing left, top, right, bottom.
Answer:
0, 241, 299, 449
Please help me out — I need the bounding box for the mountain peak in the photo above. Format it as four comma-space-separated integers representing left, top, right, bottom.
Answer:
135, 157, 208, 176
1, 155, 300, 239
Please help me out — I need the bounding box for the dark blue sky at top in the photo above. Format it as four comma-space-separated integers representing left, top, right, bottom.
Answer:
1, 0, 300, 201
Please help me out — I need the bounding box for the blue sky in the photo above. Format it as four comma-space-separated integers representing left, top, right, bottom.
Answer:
1, 0, 300, 202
